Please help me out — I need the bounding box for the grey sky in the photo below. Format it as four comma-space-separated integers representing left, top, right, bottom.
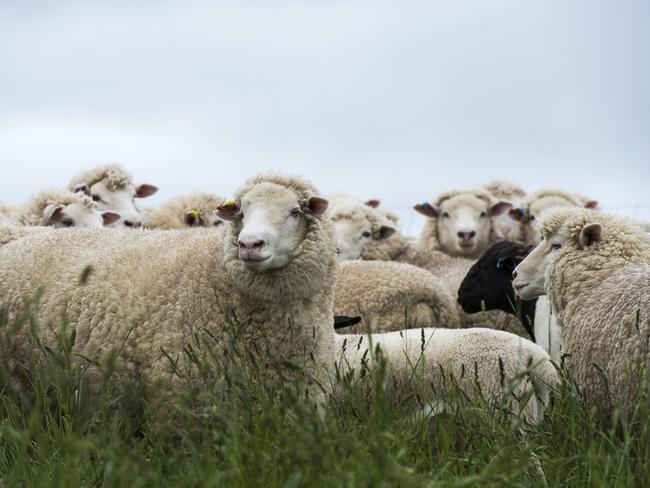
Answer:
1, 0, 648, 234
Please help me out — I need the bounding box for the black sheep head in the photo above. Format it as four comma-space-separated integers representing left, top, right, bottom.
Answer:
457, 241, 534, 314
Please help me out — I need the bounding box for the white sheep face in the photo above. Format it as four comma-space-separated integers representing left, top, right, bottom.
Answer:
75, 181, 157, 229
436, 195, 505, 258
219, 182, 328, 273
512, 232, 566, 299
331, 214, 372, 261
43, 202, 120, 229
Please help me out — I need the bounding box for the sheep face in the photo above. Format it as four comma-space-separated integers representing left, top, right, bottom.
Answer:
509, 196, 575, 245
512, 231, 568, 300
458, 241, 533, 314
74, 180, 157, 229
432, 195, 509, 258
332, 212, 372, 261
331, 208, 395, 261
43, 202, 120, 229
218, 182, 328, 273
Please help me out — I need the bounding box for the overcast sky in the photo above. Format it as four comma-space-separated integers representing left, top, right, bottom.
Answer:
1, 0, 648, 234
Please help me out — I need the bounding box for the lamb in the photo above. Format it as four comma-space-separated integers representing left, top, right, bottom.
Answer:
457, 241, 562, 360
1, 172, 337, 401
482, 180, 527, 236
143, 192, 225, 229
12, 189, 121, 228
512, 208, 650, 413
507, 188, 598, 245
414, 188, 511, 259
334, 260, 461, 333
68, 163, 158, 228
335, 327, 558, 425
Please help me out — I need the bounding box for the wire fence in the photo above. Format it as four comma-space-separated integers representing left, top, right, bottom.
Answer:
386, 204, 650, 237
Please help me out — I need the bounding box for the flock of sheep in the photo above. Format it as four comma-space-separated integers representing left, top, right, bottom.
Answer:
0, 163, 648, 424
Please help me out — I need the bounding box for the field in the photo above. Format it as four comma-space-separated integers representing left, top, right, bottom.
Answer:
0, 306, 649, 488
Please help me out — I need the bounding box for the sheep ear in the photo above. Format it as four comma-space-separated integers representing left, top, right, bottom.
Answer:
365, 199, 381, 208
490, 201, 512, 216
508, 207, 525, 221
135, 184, 158, 198
101, 211, 121, 226
216, 200, 240, 221
414, 202, 438, 218
378, 225, 396, 239
307, 196, 329, 217
579, 223, 602, 248
43, 204, 63, 224
184, 211, 199, 226
585, 200, 599, 209
73, 184, 90, 195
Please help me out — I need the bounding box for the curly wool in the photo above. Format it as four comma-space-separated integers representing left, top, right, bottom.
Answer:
334, 260, 461, 333
68, 163, 133, 191
143, 192, 225, 229
418, 188, 505, 256
14, 189, 96, 226
482, 179, 527, 202
542, 208, 650, 411
0, 172, 337, 400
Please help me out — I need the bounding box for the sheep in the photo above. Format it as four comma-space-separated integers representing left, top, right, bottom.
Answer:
457, 241, 562, 360
512, 208, 650, 413
335, 327, 559, 425
68, 163, 158, 228
414, 188, 511, 259
0, 203, 13, 226
1, 172, 337, 403
143, 192, 225, 230
507, 188, 598, 245
12, 189, 121, 229
329, 196, 526, 336
482, 180, 527, 236
328, 193, 397, 261
334, 260, 461, 333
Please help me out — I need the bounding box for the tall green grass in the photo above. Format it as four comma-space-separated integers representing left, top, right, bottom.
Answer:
0, 303, 649, 487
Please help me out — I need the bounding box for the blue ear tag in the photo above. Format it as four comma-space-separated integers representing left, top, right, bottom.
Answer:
496, 259, 504, 269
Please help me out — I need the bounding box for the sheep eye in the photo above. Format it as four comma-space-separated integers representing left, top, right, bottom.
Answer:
529, 215, 536, 221
480, 211, 487, 218
361, 231, 371, 238
442, 212, 450, 218
91, 195, 101, 202
290, 208, 302, 217
214, 220, 223, 227
61, 218, 74, 227
551, 242, 562, 250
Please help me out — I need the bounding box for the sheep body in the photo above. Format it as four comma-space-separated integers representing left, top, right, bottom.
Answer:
334, 260, 461, 333
0, 173, 337, 397
143, 192, 225, 229
335, 327, 558, 424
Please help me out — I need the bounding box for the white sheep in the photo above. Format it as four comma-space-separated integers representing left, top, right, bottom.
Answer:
414, 188, 511, 259
335, 327, 558, 425
507, 188, 598, 245
143, 192, 225, 230
482, 179, 527, 236
68, 163, 158, 228
513, 208, 650, 413
334, 260, 461, 332
13, 189, 121, 228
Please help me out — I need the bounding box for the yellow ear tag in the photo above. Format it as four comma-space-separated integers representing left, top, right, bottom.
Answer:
224, 199, 237, 208
190, 209, 200, 218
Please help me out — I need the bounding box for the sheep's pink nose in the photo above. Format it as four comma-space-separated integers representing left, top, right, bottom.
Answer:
239, 239, 265, 250
124, 219, 141, 228
512, 270, 518, 280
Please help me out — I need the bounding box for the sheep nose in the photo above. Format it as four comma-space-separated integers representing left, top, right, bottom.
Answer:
457, 231, 476, 240
512, 270, 518, 280
124, 219, 141, 228
239, 239, 266, 250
